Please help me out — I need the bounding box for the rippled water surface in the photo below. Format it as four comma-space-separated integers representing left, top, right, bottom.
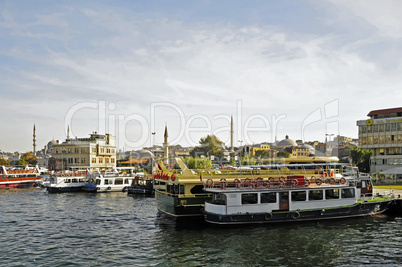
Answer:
1, 188, 402, 266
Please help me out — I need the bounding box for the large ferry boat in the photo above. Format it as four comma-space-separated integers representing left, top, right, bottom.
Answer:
154, 157, 341, 220
0, 166, 42, 188
202, 172, 394, 225
83, 170, 134, 193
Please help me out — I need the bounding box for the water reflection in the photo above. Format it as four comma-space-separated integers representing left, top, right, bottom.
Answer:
1, 189, 402, 266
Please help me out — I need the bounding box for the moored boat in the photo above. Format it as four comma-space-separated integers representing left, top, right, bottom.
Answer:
0, 166, 42, 188
83, 171, 134, 193
45, 172, 88, 193
127, 176, 154, 195
202, 174, 394, 225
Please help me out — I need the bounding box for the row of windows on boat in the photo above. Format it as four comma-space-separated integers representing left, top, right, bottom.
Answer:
52, 178, 131, 185
211, 188, 356, 205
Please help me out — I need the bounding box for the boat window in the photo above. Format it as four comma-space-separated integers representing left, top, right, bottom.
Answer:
65, 179, 71, 183
124, 179, 129, 184
96, 179, 101, 185
242, 193, 258, 204
104, 179, 109, 185
309, 190, 323, 200
190, 185, 204, 195
341, 188, 355, 198
261, 192, 277, 203
291, 191, 307, 202
180, 185, 185, 194
325, 189, 339, 199
212, 193, 227, 205
72, 178, 78, 183
115, 178, 123, 185
79, 178, 85, 183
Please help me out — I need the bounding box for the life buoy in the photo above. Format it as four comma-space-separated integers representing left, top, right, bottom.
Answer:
206, 179, 213, 186
265, 212, 272, 220
292, 179, 298, 187
171, 174, 176, 181
106, 186, 111, 190
263, 181, 271, 188
329, 178, 335, 185
329, 172, 334, 177
279, 178, 285, 188
244, 178, 251, 187
304, 179, 310, 187
220, 178, 227, 189
234, 178, 241, 188
340, 177, 346, 184
292, 211, 300, 219
316, 178, 323, 186
323, 172, 328, 178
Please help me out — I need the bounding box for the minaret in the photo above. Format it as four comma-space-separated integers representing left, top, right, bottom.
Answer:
33, 124, 36, 156
230, 115, 234, 152
67, 125, 70, 140
163, 124, 169, 164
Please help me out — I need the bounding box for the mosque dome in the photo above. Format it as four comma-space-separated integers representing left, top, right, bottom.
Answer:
301, 144, 316, 155
47, 140, 57, 147
277, 135, 297, 147
134, 149, 155, 158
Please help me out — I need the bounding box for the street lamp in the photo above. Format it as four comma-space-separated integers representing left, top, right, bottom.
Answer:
151, 132, 156, 175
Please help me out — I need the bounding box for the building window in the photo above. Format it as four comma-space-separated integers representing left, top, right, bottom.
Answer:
379, 124, 385, 132
386, 135, 391, 144
106, 158, 109, 163
111, 158, 115, 163
367, 136, 373, 145
75, 148, 79, 153
398, 123, 402, 131
379, 136, 385, 144
92, 158, 96, 163
398, 135, 402, 143
362, 137, 367, 145
386, 124, 391, 131
373, 136, 378, 144
99, 158, 103, 163
92, 148, 96, 153
373, 124, 379, 132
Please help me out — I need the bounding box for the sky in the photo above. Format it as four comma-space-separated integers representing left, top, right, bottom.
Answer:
1, 0, 402, 153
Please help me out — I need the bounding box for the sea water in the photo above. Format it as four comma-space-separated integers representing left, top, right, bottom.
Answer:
1, 188, 402, 266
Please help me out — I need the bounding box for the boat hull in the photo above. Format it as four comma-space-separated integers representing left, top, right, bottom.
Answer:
155, 190, 210, 218
46, 185, 84, 193
82, 184, 129, 193
204, 200, 392, 225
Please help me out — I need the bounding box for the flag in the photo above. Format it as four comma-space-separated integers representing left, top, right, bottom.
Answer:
200, 172, 203, 181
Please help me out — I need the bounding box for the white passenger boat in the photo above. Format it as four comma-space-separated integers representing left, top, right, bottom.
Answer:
46, 173, 88, 193
83, 171, 134, 193
203, 169, 394, 225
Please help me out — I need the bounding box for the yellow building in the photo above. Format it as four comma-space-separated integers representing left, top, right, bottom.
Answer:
245, 143, 271, 157
51, 132, 116, 171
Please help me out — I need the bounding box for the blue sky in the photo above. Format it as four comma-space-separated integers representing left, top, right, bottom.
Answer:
1, 0, 402, 152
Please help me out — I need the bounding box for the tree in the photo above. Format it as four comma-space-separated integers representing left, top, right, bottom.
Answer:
0, 158, 10, 166
277, 151, 290, 158
190, 135, 224, 158
350, 148, 372, 173
183, 156, 212, 169
19, 152, 37, 165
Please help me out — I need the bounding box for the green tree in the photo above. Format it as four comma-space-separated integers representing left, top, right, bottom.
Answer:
19, 152, 37, 165
190, 135, 224, 158
183, 156, 212, 169
277, 151, 290, 158
350, 148, 372, 173
0, 158, 10, 166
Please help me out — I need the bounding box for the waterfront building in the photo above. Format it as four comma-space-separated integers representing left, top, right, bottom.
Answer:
356, 107, 402, 174
50, 132, 116, 171
244, 143, 271, 157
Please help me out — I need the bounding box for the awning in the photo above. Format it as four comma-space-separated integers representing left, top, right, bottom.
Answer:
380, 167, 402, 175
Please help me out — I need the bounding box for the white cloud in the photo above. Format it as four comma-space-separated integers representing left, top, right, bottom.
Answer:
1, 2, 402, 151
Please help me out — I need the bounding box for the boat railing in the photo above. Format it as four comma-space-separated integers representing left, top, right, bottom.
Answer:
203, 176, 351, 191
